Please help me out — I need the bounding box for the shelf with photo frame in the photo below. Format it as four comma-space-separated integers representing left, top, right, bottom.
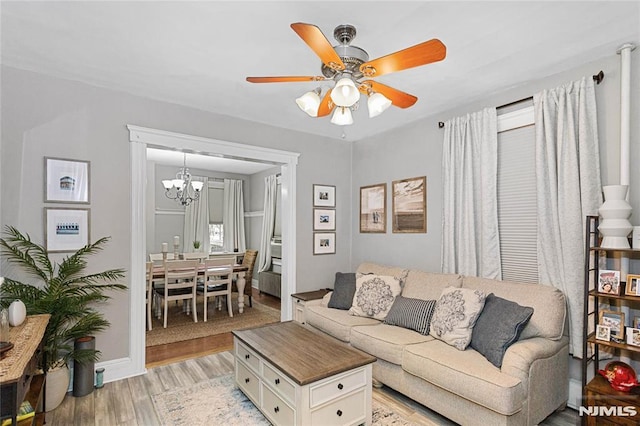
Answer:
581, 215, 640, 425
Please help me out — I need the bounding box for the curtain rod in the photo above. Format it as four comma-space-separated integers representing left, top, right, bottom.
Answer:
437, 70, 605, 128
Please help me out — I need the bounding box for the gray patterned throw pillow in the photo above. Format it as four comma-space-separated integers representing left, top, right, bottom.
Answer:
349, 274, 401, 320
429, 287, 487, 350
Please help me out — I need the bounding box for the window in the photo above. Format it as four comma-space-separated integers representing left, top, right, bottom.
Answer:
209, 223, 224, 252
208, 183, 224, 252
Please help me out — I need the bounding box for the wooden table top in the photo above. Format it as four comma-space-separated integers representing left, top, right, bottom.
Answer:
150, 263, 248, 278
233, 321, 376, 386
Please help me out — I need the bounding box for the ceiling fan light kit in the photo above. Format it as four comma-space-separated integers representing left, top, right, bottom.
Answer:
247, 22, 446, 126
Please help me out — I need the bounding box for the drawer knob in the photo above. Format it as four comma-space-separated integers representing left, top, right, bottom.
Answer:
245, 378, 250, 384
337, 383, 344, 390
245, 354, 250, 360
274, 406, 280, 414
275, 378, 280, 385
337, 409, 343, 417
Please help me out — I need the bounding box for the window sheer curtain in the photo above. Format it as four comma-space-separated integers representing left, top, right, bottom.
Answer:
441, 108, 501, 278
257, 174, 278, 273
223, 178, 246, 253
183, 177, 210, 254
534, 76, 602, 357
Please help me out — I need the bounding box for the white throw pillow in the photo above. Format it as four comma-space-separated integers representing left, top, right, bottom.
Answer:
429, 286, 487, 350
349, 274, 401, 320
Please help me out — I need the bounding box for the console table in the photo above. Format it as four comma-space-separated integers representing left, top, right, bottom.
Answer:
0, 314, 50, 426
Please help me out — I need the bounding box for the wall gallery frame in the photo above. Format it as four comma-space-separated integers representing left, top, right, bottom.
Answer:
45, 207, 90, 252
313, 232, 336, 255
360, 183, 386, 233
392, 176, 426, 233
45, 157, 90, 204
313, 184, 336, 208
313, 208, 336, 231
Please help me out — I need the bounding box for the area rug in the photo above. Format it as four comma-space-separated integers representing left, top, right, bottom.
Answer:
146, 295, 280, 346
152, 374, 416, 425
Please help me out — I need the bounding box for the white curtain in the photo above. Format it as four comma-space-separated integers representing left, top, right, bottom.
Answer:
441, 108, 501, 278
223, 178, 246, 253
183, 177, 210, 254
534, 76, 602, 357
257, 174, 278, 273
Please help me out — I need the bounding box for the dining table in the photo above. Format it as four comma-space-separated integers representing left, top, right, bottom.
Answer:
150, 263, 250, 314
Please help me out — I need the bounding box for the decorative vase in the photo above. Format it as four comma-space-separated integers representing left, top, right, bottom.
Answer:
8, 299, 26, 327
598, 185, 633, 248
73, 336, 96, 397
45, 363, 70, 411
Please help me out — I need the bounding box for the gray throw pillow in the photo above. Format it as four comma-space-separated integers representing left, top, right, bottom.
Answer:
384, 296, 437, 335
470, 293, 534, 368
327, 272, 356, 310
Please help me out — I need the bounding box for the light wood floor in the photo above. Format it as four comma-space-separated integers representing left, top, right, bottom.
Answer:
47, 289, 578, 425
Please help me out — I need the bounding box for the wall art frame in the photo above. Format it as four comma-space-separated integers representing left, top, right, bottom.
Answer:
360, 183, 386, 233
313, 184, 336, 208
313, 232, 335, 255
392, 176, 426, 233
45, 157, 91, 204
313, 208, 336, 231
45, 207, 90, 252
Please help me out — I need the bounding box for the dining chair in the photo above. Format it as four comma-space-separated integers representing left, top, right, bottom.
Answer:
197, 257, 235, 321
145, 261, 154, 331
153, 259, 199, 328
233, 249, 257, 307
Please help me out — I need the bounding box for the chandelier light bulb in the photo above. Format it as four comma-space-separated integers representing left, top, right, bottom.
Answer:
368, 92, 392, 118
296, 88, 321, 117
330, 77, 360, 107
330, 107, 354, 126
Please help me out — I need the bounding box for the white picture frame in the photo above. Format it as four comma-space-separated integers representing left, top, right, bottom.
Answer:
595, 324, 611, 341
45, 157, 90, 204
45, 207, 90, 252
313, 208, 336, 231
627, 328, 640, 347
313, 232, 335, 255
597, 269, 621, 295
313, 184, 336, 208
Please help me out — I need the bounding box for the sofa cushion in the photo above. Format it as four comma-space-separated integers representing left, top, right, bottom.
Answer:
349, 274, 402, 320
350, 324, 433, 365
305, 305, 380, 342
327, 272, 356, 310
471, 294, 534, 367
461, 276, 566, 340
356, 263, 410, 287
401, 270, 463, 301
383, 296, 436, 335
403, 340, 525, 416
430, 287, 486, 350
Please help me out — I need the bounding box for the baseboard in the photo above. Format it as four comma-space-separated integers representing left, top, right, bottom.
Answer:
568, 378, 582, 409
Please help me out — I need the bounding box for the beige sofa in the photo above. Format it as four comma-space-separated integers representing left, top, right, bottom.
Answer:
304, 262, 569, 426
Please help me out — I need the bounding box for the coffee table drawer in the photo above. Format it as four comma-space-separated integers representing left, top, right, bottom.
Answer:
310, 368, 366, 407
236, 361, 260, 404
262, 383, 295, 426
263, 363, 295, 404
311, 389, 366, 426
236, 340, 261, 373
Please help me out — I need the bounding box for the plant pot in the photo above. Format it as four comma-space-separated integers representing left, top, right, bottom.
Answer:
45, 363, 70, 411
72, 336, 96, 397
8, 299, 26, 327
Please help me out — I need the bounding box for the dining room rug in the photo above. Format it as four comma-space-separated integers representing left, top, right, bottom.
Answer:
152, 373, 421, 425
145, 294, 280, 346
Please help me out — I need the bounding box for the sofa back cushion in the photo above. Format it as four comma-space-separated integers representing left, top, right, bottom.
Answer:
461, 276, 566, 340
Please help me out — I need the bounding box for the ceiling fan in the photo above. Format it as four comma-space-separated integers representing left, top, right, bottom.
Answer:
246, 23, 446, 125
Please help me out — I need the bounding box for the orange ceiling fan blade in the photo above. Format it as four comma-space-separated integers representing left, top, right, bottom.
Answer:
291, 23, 345, 72
246, 76, 327, 83
361, 80, 418, 108
359, 39, 446, 78
317, 89, 335, 117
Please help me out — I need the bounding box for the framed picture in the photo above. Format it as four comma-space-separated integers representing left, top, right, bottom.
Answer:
313, 184, 335, 208
313, 208, 336, 231
313, 232, 335, 255
45, 157, 90, 204
625, 274, 640, 296
595, 324, 611, 341
634, 316, 640, 329
45, 208, 90, 252
626, 328, 640, 347
392, 176, 426, 233
599, 310, 625, 340
360, 183, 386, 233
597, 270, 620, 295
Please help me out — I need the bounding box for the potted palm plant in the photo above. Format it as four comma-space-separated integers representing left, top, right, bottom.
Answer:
0, 226, 125, 411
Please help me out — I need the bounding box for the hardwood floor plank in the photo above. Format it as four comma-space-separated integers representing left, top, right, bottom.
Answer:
93, 384, 117, 426
72, 392, 95, 426
108, 379, 138, 425
126, 375, 160, 426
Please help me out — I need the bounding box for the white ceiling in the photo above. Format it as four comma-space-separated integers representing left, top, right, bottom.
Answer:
147, 147, 276, 174
2, 0, 639, 146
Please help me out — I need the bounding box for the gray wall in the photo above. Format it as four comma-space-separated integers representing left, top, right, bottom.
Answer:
0, 65, 353, 362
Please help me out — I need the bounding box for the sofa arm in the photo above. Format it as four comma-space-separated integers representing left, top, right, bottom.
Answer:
501, 336, 568, 381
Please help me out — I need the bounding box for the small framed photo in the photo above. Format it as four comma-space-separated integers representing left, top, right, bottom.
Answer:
626, 328, 640, 347
360, 183, 386, 233
45, 157, 90, 204
45, 207, 90, 252
598, 270, 620, 295
313, 232, 335, 255
392, 176, 427, 233
596, 324, 611, 341
313, 209, 336, 231
599, 310, 625, 340
634, 316, 640, 329
625, 274, 640, 296
313, 184, 336, 208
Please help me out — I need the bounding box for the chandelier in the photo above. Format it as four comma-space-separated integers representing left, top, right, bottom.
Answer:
161, 153, 204, 206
